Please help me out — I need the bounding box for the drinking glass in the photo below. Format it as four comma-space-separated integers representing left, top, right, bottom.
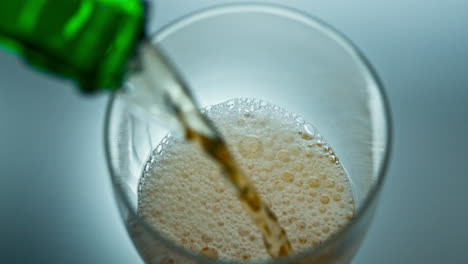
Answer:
105, 4, 392, 264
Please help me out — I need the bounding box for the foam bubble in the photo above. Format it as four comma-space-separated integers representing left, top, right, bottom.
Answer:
137, 98, 355, 262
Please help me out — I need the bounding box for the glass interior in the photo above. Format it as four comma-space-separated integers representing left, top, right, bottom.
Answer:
105, 4, 391, 264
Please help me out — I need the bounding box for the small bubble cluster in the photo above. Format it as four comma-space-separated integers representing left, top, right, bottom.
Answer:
137, 98, 355, 262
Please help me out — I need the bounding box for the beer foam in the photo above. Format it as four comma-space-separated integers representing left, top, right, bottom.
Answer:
138, 98, 355, 261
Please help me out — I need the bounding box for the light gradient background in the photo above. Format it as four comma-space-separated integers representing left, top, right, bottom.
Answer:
1, 0, 467, 263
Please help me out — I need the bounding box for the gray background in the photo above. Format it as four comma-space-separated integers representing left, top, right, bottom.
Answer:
1, 0, 467, 263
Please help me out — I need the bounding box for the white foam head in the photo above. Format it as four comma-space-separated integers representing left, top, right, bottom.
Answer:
138, 98, 355, 262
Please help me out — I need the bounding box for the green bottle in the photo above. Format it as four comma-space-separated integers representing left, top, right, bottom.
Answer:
0, 0, 198, 132
0, 0, 146, 92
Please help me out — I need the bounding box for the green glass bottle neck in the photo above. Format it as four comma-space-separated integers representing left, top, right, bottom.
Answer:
0, 0, 146, 92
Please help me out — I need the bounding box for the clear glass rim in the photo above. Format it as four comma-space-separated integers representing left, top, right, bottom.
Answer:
105, 3, 393, 263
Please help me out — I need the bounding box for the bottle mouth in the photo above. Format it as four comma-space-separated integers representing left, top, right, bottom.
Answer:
105, 3, 392, 264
